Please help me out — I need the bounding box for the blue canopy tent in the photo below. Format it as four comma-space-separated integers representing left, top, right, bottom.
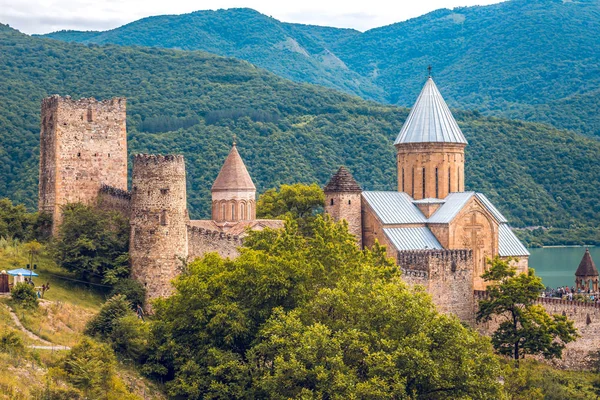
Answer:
6, 268, 38, 277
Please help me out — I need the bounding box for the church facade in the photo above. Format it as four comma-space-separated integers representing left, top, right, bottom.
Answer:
324, 77, 529, 321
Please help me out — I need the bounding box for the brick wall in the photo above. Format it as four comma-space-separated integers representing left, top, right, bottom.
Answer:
325, 192, 362, 246
187, 225, 241, 261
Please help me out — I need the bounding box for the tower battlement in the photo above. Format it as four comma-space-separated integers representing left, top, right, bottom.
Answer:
133, 153, 185, 165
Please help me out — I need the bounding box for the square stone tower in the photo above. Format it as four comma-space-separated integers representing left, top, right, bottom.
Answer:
38, 95, 127, 233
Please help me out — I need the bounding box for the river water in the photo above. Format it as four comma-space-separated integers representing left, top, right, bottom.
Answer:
528, 247, 600, 289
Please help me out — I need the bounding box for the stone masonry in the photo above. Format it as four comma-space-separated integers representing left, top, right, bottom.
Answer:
39, 95, 127, 234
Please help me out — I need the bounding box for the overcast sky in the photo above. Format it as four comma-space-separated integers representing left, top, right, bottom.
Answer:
1, 0, 504, 35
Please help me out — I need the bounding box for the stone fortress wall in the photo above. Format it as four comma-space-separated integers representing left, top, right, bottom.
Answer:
97, 184, 131, 217
39, 95, 127, 233
474, 291, 600, 369
187, 225, 242, 260
398, 249, 474, 323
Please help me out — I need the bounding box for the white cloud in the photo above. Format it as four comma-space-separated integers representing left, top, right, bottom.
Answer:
0, 0, 504, 34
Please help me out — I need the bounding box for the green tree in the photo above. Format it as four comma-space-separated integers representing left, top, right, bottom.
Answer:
50, 203, 129, 284
109, 278, 146, 309
85, 294, 131, 338
145, 217, 503, 399
256, 183, 324, 232
11, 282, 38, 308
477, 257, 578, 364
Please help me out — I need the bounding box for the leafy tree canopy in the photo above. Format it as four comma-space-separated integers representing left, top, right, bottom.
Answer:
477, 257, 578, 364
50, 203, 129, 284
144, 217, 503, 399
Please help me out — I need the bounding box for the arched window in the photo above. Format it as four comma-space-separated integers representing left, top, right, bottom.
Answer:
240, 202, 246, 220
221, 203, 226, 221
412, 168, 415, 197
231, 203, 236, 221
448, 168, 451, 193
458, 167, 461, 191
402, 168, 405, 192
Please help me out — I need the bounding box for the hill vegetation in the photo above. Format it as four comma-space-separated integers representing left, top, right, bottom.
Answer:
42, 0, 600, 136
1, 24, 600, 244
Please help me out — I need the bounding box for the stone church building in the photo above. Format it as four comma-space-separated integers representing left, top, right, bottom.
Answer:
323, 77, 530, 321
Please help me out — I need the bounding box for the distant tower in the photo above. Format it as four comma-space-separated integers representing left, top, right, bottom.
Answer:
324, 166, 363, 246
394, 77, 467, 200
575, 249, 599, 292
129, 154, 188, 309
211, 142, 256, 224
39, 95, 127, 233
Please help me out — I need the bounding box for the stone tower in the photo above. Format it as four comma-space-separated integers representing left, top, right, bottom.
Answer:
211, 142, 256, 223
394, 77, 467, 200
575, 249, 599, 292
324, 166, 363, 246
129, 154, 188, 308
39, 95, 127, 233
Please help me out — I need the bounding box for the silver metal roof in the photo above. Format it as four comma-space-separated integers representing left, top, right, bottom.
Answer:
498, 224, 530, 257
394, 78, 468, 145
427, 192, 474, 223
475, 193, 508, 223
384, 227, 443, 252
362, 191, 426, 224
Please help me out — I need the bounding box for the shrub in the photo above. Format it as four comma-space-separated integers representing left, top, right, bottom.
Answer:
85, 295, 131, 338
0, 329, 25, 354
109, 278, 146, 309
11, 282, 38, 308
110, 314, 150, 363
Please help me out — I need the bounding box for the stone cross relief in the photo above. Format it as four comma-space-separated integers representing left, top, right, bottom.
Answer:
461, 212, 486, 277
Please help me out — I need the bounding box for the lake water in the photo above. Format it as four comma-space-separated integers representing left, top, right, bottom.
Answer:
529, 247, 600, 289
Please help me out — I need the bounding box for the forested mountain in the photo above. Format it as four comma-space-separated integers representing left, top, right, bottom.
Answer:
42, 0, 600, 137
2, 23, 600, 243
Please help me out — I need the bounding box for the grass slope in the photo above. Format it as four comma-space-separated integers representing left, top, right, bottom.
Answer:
1, 24, 600, 243
41, 0, 600, 136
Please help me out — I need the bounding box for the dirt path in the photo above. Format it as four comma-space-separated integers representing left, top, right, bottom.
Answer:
4, 303, 71, 350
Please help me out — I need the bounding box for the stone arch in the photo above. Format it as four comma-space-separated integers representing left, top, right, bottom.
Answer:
240, 200, 247, 220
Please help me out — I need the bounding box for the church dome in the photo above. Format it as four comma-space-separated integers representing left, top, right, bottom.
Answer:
394, 77, 468, 145
211, 143, 256, 192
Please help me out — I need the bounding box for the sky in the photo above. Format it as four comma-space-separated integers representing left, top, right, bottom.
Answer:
1, 0, 504, 35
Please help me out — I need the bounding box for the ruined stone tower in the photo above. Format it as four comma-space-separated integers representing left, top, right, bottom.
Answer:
394, 77, 467, 200
324, 166, 363, 246
129, 155, 188, 308
39, 95, 127, 233
211, 142, 256, 223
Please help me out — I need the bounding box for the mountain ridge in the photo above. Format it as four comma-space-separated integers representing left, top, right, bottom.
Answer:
41, 1, 600, 137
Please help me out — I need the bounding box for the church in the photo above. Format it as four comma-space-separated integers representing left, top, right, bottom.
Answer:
323, 77, 530, 321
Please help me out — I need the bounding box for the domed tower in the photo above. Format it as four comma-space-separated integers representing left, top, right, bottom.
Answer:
129, 154, 188, 309
395, 77, 468, 200
575, 249, 599, 292
324, 166, 363, 247
211, 142, 256, 224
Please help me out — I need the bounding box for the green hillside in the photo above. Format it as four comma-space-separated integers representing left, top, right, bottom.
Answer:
43, 0, 600, 136
2, 24, 600, 243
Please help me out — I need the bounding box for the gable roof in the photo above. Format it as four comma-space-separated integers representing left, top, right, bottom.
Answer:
212, 144, 256, 191
498, 224, 530, 257
576, 249, 599, 277
394, 77, 468, 145
427, 192, 508, 224
362, 191, 427, 224
324, 166, 362, 192
384, 227, 443, 251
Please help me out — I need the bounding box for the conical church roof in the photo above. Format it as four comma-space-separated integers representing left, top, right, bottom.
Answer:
394, 77, 468, 145
324, 166, 362, 192
211, 143, 256, 191
576, 249, 599, 277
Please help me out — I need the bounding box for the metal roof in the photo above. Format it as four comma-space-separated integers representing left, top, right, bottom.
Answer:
427, 192, 474, 223
498, 224, 530, 257
394, 77, 468, 145
384, 227, 443, 252
413, 198, 446, 204
475, 193, 508, 223
362, 191, 426, 224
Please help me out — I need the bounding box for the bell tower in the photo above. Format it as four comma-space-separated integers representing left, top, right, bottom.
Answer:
324, 166, 363, 247
395, 77, 467, 200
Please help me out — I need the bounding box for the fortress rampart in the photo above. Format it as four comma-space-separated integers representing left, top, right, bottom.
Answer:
187, 225, 242, 261
97, 184, 131, 217
398, 249, 474, 322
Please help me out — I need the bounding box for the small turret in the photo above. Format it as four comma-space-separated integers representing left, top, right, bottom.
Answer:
575, 249, 598, 292
211, 142, 256, 223
324, 166, 363, 246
